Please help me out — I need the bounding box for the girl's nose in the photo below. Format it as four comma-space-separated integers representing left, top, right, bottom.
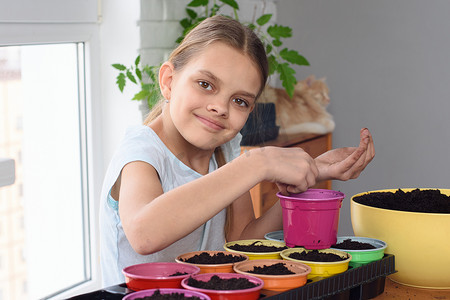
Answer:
207, 98, 229, 117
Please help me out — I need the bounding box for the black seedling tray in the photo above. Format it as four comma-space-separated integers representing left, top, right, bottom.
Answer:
68, 254, 396, 300
260, 254, 396, 300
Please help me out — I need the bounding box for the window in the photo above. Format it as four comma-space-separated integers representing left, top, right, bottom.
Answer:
0, 43, 93, 299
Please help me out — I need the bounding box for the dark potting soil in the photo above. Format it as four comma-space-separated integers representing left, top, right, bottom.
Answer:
332, 239, 376, 250
169, 271, 189, 276
186, 275, 259, 290
179, 252, 246, 264
134, 289, 202, 300
353, 188, 450, 213
247, 262, 295, 275
228, 241, 288, 253
288, 250, 347, 262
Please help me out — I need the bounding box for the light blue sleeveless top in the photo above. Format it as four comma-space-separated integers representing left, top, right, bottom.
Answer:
99, 125, 242, 286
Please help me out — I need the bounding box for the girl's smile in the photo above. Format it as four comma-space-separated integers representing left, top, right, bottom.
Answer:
195, 113, 226, 131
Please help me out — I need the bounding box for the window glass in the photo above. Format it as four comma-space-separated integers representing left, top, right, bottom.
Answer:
0, 43, 90, 300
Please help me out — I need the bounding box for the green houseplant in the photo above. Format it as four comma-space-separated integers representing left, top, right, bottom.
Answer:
112, 0, 309, 112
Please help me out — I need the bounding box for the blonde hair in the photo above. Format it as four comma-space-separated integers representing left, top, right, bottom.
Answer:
144, 15, 268, 239
143, 15, 268, 125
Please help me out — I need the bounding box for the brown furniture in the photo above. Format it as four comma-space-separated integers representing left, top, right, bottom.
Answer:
241, 132, 332, 218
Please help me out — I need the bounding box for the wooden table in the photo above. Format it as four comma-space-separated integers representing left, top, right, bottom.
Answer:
376, 278, 450, 299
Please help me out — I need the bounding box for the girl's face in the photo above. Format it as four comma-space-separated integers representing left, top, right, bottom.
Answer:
167, 42, 262, 150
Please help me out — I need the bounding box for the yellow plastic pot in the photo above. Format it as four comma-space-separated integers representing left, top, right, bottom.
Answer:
280, 247, 351, 279
351, 188, 450, 289
224, 239, 287, 260
175, 250, 248, 274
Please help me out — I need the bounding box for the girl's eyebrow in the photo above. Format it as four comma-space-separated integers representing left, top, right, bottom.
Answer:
199, 69, 221, 83
198, 69, 257, 100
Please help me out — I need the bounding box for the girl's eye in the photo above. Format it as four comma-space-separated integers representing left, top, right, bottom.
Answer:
233, 98, 248, 107
198, 81, 212, 91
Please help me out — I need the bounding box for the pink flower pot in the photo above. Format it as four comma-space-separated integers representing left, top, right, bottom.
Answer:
278, 189, 345, 249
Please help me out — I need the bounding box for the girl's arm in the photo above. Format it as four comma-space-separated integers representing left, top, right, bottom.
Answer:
119, 146, 317, 255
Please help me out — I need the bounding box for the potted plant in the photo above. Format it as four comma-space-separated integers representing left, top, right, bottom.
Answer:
112, 0, 310, 144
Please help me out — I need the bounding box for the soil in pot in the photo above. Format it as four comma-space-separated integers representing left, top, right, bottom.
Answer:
353, 188, 450, 213
169, 272, 189, 276
246, 263, 295, 275
227, 241, 287, 253
288, 250, 347, 262
179, 252, 246, 264
186, 275, 259, 290
332, 239, 376, 250
133, 290, 203, 300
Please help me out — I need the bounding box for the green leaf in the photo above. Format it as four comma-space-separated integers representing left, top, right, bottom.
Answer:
267, 24, 292, 39
126, 70, 137, 84
143, 66, 159, 83
132, 89, 150, 101
277, 63, 297, 98
256, 14, 272, 26
247, 23, 256, 30
134, 55, 140, 67
186, 8, 197, 19
280, 48, 310, 66
267, 55, 277, 75
272, 39, 282, 47
188, 0, 208, 7
112, 64, 126, 71
211, 4, 220, 16
266, 44, 273, 55
180, 18, 192, 29
148, 88, 162, 108
116, 73, 126, 92
135, 67, 142, 81
219, 0, 239, 9
176, 36, 184, 44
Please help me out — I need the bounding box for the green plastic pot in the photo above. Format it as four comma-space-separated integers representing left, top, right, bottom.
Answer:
331, 236, 387, 268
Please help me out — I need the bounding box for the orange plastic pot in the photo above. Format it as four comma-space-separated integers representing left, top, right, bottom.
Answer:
233, 259, 311, 292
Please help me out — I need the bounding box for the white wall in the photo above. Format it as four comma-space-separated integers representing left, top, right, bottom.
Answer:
277, 0, 450, 234
100, 1, 142, 164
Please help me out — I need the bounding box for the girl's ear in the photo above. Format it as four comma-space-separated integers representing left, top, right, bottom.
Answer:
159, 61, 175, 100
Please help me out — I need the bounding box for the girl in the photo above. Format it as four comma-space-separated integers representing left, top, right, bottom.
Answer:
99, 15, 374, 286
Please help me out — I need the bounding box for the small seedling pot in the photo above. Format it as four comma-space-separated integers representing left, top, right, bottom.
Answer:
281, 247, 351, 279
181, 273, 264, 300
175, 250, 248, 273
122, 262, 200, 291
331, 236, 387, 268
123, 288, 211, 300
264, 230, 284, 242
224, 239, 287, 260
277, 189, 345, 249
233, 259, 311, 292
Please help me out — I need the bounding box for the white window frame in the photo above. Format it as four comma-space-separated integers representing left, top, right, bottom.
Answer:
0, 21, 104, 300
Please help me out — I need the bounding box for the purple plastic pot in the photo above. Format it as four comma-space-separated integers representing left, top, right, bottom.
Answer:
123, 288, 211, 300
278, 189, 345, 249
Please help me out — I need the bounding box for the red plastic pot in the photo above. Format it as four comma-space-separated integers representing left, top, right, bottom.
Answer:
181, 273, 264, 300
122, 262, 200, 291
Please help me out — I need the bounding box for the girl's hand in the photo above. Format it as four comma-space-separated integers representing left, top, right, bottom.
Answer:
315, 128, 375, 182
252, 146, 319, 195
